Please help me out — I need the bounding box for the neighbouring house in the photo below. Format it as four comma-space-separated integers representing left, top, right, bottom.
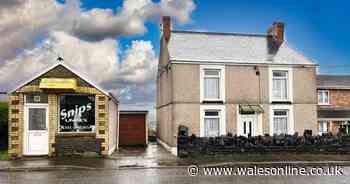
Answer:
317, 75, 350, 135
157, 16, 318, 155
7, 62, 119, 158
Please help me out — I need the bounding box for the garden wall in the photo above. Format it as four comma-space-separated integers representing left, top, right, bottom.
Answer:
177, 126, 350, 157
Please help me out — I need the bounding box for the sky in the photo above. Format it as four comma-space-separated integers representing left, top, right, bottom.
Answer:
0, 0, 349, 121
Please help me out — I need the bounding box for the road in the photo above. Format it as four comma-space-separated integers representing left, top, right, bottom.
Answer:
0, 167, 349, 184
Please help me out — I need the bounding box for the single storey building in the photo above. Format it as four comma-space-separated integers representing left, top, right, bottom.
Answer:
8, 62, 119, 158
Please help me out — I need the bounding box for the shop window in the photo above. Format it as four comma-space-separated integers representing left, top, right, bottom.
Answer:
59, 95, 95, 133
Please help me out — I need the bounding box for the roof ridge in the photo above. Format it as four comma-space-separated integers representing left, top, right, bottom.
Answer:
171, 30, 268, 37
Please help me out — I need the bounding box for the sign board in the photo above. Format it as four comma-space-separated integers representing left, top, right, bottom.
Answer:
59, 95, 95, 132
39, 78, 77, 90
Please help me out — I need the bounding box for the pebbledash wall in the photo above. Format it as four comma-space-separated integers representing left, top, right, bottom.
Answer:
8, 63, 118, 158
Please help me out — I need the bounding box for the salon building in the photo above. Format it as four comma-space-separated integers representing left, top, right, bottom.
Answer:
8, 62, 119, 158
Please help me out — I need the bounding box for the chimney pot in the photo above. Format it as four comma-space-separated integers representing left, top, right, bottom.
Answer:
162, 16, 171, 41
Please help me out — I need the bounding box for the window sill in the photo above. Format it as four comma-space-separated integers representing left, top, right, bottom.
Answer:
202, 100, 224, 104
271, 101, 292, 104
318, 103, 331, 106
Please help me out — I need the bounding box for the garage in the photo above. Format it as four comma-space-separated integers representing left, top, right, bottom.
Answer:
119, 111, 148, 146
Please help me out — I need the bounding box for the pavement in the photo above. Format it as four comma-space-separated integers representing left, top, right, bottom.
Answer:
1, 143, 350, 172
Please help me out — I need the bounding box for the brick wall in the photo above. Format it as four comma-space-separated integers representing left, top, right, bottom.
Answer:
8, 94, 24, 158
330, 89, 350, 107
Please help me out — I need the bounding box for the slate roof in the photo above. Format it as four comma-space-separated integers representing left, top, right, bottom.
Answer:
168, 30, 316, 65
317, 75, 350, 89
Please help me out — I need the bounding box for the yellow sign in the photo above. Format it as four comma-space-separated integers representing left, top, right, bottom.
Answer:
39, 78, 77, 90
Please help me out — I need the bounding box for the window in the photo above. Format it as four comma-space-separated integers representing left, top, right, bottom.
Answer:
318, 121, 329, 135
204, 70, 220, 99
59, 95, 95, 132
273, 110, 288, 134
204, 111, 220, 137
200, 65, 225, 102
25, 94, 48, 104
200, 105, 226, 137
272, 71, 288, 101
318, 90, 329, 105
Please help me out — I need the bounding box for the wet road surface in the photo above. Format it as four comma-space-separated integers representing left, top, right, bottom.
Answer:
0, 167, 349, 184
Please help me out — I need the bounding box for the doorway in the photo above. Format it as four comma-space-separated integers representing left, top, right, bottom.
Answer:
24, 104, 49, 155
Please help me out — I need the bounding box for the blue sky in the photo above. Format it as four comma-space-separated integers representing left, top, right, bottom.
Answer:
79, 0, 350, 74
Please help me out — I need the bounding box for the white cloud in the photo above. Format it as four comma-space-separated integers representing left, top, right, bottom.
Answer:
0, 0, 196, 121
0, 31, 157, 105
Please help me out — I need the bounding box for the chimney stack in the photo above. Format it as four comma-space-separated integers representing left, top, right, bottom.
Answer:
162, 16, 171, 41
267, 22, 284, 46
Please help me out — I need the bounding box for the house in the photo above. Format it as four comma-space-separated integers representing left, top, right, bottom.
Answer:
317, 75, 350, 135
7, 62, 119, 158
157, 16, 318, 155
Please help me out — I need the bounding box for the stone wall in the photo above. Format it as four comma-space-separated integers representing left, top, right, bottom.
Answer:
177, 126, 350, 157
55, 134, 103, 156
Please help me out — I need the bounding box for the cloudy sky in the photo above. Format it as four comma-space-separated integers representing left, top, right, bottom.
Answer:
1, 0, 349, 121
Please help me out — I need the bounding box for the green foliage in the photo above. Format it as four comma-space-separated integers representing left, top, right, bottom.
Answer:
0, 150, 8, 160
0, 102, 8, 126
0, 102, 8, 150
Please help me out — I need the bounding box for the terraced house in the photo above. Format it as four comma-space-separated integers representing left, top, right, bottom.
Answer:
317, 75, 350, 135
157, 17, 318, 154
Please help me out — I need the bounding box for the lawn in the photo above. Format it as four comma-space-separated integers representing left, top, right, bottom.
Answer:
0, 150, 8, 160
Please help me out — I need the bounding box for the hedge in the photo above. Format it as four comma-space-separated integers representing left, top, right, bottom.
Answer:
0, 102, 8, 150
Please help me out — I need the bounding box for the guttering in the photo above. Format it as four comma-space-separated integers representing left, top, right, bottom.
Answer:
170, 59, 318, 67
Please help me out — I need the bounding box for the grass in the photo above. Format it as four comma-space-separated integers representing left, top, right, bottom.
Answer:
180, 153, 350, 165
0, 150, 8, 160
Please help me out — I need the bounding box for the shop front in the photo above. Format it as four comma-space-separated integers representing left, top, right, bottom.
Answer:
8, 63, 118, 158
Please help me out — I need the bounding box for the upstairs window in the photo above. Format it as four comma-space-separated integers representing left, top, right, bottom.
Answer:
318, 90, 329, 105
200, 65, 225, 102
272, 71, 289, 101
204, 69, 220, 100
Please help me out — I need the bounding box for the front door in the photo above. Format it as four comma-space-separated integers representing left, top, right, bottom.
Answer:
24, 105, 49, 155
240, 114, 257, 137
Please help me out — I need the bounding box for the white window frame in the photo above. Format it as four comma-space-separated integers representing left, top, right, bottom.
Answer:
318, 90, 330, 105
318, 120, 329, 135
200, 65, 225, 102
200, 105, 226, 137
269, 67, 293, 103
269, 105, 294, 135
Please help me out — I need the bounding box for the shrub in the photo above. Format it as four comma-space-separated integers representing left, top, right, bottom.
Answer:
0, 102, 8, 150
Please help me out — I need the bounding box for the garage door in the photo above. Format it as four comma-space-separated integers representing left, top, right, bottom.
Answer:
119, 112, 147, 146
